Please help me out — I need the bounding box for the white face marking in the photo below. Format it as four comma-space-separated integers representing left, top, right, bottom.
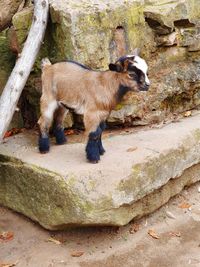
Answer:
44, 100, 58, 119
128, 55, 150, 86
133, 56, 150, 85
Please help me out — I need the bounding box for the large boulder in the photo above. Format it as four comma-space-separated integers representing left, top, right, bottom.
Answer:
49, 0, 149, 68
1, 114, 200, 229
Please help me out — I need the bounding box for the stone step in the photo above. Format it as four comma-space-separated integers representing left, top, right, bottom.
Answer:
1, 114, 200, 229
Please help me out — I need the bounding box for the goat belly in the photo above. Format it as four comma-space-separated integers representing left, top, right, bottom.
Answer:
59, 101, 85, 115
74, 105, 85, 115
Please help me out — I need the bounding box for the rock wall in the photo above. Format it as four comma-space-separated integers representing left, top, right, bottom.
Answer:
1, 0, 200, 129
0, 0, 24, 31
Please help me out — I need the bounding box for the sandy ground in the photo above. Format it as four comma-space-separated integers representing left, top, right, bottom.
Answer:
1, 181, 200, 267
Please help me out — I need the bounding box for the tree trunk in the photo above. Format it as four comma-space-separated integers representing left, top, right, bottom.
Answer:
0, 0, 49, 142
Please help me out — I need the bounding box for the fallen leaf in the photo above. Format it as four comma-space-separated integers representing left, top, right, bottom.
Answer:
126, 147, 138, 152
169, 231, 181, 237
184, 111, 192, 117
65, 129, 75, 135
4, 128, 23, 138
0, 263, 16, 267
129, 223, 140, 234
64, 129, 83, 136
0, 231, 14, 242
166, 210, 176, 219
178, 202, 191, 209
4, 131, 12, 138
148, 229, 160, 239
47, 237, 61, 245
71, 251, 84, 257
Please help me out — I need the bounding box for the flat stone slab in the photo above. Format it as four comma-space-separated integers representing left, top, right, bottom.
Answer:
1, 114, 200, 229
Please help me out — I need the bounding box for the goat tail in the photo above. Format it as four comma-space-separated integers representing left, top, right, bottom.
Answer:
41, 57, 51, 71
41, 58, 53, 95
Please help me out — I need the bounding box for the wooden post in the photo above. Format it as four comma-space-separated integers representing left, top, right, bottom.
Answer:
0, 0, 49, 142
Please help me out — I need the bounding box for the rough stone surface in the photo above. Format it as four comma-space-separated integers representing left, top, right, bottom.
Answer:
1, 114, 200, 229
49, 0, 147, 68
1, 181, 200, 266
1, 0, 200, 130
0, 0, 24, 31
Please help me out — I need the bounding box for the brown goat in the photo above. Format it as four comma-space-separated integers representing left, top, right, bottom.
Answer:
38, 50, 150, 163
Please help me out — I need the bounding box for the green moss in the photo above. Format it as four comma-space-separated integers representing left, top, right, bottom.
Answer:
0, 30, 15, 93
127, 4, 145, 50
117, 146, 188, 200
161, 91, 194, 112
188, 0, 200, 22
12, 7, 55, 72
49, 14, 74, 61
0, 155, 96, 229
114, 103, 124, 111
45, 1, 146, 69
12, 7, 33, 46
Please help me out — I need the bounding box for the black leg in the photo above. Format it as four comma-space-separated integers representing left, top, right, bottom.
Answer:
52, 106, 67, 145
99, 122, 106, 131
86, 126, 102, 163
98, 122, 106, 155
38, 133, 50, 153
53, 126, 67, 145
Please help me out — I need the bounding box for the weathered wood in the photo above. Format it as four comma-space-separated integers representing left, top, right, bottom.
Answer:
0, 0, 49, 142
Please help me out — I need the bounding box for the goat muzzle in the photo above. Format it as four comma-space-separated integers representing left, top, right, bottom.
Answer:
140, 83, 150, 92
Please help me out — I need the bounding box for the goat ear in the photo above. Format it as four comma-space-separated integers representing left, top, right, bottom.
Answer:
132, 48, 140, 56
109, 63, 122, 72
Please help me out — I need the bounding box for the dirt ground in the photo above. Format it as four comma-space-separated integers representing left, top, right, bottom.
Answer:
1, 181, 200, 267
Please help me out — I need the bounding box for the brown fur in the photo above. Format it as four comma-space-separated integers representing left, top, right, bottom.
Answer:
38, 54, 149, 162
38, 60, 139, 137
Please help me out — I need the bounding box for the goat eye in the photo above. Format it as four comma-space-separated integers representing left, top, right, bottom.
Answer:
129, 73, 136, 79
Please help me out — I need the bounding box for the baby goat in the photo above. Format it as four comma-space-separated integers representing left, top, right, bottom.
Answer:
38, 50, 150, 163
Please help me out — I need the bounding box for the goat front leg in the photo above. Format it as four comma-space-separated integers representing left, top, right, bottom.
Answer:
98, 121, 106, 155
84, 111, 108, 163
52, 105, 67, 145
84, 113, 102, 163
85, 125, 102, 163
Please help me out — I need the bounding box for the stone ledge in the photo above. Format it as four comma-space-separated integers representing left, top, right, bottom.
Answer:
1, 114, 200, 229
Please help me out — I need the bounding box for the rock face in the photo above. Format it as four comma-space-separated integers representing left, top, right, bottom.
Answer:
1, 114, 200, 229
0, 0, 200, 128
0, 0, 24, 31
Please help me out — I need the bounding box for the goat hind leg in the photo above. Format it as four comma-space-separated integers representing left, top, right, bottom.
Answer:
38, 116, 51, 153
53, 105, 67, 145
38, 100, 57, 153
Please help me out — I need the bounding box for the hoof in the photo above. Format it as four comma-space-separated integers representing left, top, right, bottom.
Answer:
39, 136, 50, 153
99, 147, 105, 155
98, 140, 105, 155
40, 150, 49, 154
86, 141, 100, 162
89, 160, 99, 164
99, 149, 105, 155
86, 152, 100, 163
54, 127, 67, 145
